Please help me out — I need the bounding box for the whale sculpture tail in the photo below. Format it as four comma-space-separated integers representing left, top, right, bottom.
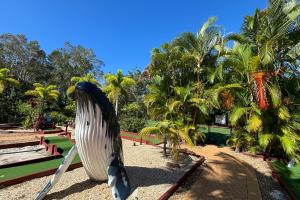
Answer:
35, 82, 131, 200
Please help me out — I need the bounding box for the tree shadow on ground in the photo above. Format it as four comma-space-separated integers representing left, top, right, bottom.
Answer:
181, 151, 289, 200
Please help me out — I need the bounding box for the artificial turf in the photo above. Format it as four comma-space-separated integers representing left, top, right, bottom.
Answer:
0, 136, 80, 182
271, 161, 300, 199
198, 125, 231, 146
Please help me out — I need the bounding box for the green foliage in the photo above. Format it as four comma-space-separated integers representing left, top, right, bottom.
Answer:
103, 69, 136, 115
49, 111, 68, 125
0, 68, 20, 93
17, 102, 42, 128
67, 73, 100, 94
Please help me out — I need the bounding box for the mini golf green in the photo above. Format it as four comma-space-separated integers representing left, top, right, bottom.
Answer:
271, 161, 300, 199
0, 136, 80, 182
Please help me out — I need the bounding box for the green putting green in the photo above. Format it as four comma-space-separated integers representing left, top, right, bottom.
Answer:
198, 125, 231, 146
271, 161, 300, 199
0, 136, 80, 182
121, 132, 162, 144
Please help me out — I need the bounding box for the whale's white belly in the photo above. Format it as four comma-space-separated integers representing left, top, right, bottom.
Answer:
75, 100, 113, 181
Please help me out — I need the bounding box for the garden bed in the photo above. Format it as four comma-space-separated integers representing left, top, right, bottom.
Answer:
0, 139, 202, 200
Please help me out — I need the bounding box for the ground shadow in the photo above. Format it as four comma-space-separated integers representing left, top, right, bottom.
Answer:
184, 151, 290, 200
43, 163, 191, 199
44, 179, 100, 199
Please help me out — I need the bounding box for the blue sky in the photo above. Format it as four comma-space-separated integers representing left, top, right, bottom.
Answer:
0, 0, 267, 74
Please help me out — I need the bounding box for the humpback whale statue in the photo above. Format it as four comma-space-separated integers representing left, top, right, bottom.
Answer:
35, 82, 131, 200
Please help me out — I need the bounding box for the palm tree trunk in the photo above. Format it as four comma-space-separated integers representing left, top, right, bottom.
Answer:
163, 133, 167, 156
115, 97, 118, 116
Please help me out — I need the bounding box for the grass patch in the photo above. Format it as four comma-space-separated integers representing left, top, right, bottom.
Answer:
121, 132, 162, 145
198, 125, 231, 146
271, 161, 300, 199
0, 136, 80, 182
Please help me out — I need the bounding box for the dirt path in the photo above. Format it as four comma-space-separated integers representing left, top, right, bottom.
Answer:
181, 145, 262, 200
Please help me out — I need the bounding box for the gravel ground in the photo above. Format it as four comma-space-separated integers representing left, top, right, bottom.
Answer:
0, 139, 198, 200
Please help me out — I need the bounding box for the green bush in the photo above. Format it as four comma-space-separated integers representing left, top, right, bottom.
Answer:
49, 111, 68, 125
17, 102, 41, 128
120, 116, 146, 133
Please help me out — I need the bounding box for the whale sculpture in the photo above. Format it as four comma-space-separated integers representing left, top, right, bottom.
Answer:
35, 82, 131, 200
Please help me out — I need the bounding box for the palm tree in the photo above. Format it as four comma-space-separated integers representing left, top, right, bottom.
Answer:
172, 17, 222, 86
226, 0, 300, 72
0, 68, 20, 93
140, 119, 195, 158
144, 75, 168, 120
229, 83, 300, 160
67, 73, 101, 94
103, 69, 136, 115
25, 83, 60, 111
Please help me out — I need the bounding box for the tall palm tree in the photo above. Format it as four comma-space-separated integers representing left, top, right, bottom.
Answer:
25, 83, 60, 111
0, 68, 20, 93
226, 0, 300, 71
103, 69, 136, 115
67, 73, 100, 94
172, 17, 222, 86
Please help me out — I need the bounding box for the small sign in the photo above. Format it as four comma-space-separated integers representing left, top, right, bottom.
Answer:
215, 115, 226, 125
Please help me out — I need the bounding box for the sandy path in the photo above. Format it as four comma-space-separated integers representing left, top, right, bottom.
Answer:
181, 145, 262, 200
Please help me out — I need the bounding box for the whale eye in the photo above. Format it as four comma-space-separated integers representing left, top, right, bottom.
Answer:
86, 121, 89, 126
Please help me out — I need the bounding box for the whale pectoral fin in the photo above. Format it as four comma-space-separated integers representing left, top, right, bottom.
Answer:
107, 158, 131, 200
35, 145, 78, 200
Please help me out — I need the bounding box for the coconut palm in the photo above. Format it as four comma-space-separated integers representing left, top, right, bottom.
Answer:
67, 73, 101, 94
0, 68, 20, 93
103, 69, 136, 115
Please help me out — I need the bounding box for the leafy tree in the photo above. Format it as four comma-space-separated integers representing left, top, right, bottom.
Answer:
103, 69, 136, 115
48, 42, 103, 95
118, 69, 149, 132
0, 34, 49, 84
0, 68, 19, 93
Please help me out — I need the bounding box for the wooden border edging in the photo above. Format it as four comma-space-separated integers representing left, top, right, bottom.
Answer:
268, 162, 297, 200
0, 162, 82, 188
0, 141, 40, 149
158, 156, 205, 200
41, 129, 63, 134
0, 155, 63, 169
